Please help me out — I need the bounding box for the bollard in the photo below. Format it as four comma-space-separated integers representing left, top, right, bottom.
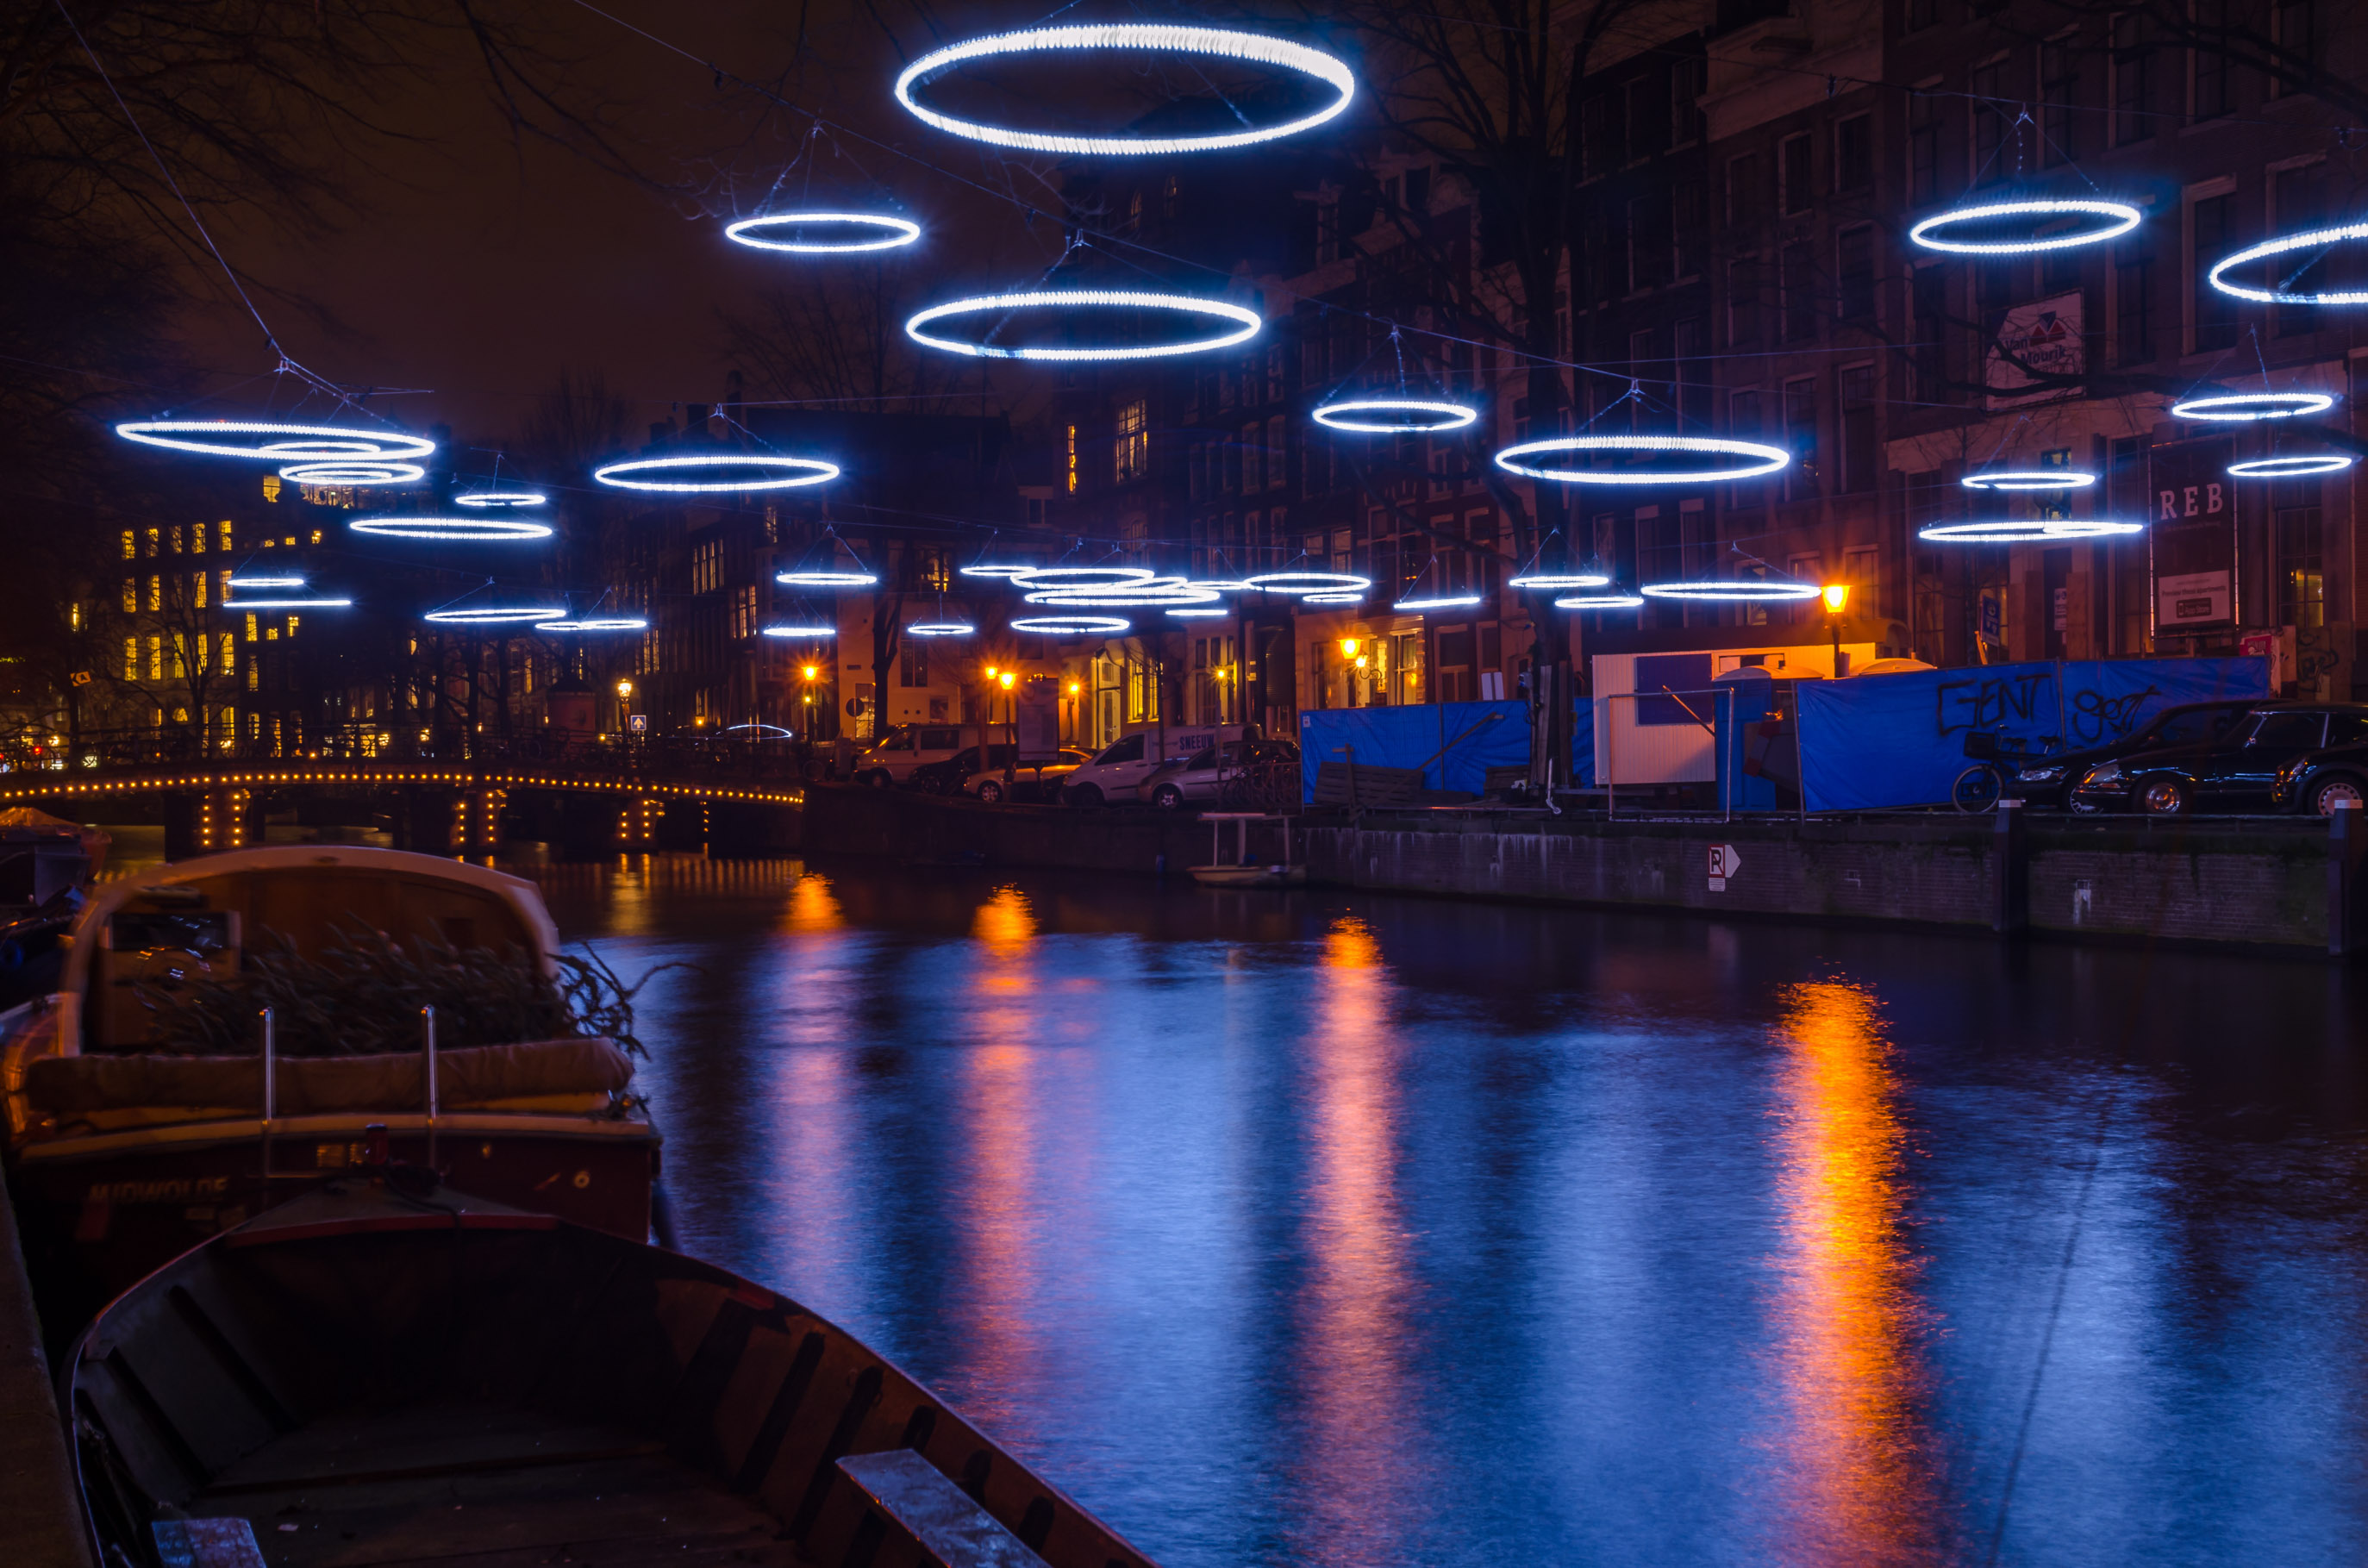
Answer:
1992, 800, 2027, 937
2330, 801, 2365, 960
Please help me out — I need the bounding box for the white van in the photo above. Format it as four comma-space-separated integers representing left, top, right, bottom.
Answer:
1060, 725, 1235, 808
851, 723, 967, 787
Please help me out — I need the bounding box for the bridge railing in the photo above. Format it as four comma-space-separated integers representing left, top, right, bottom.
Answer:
0, 726, 817, 786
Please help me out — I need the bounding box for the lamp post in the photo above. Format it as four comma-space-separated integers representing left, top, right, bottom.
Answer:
999, 669, 1017, 785
1821, 583, 1851, 678
614, 678, 633, 740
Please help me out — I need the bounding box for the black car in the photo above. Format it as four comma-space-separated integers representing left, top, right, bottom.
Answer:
2069, 703, 2368, 815
2271, 740, 2368, 815
2006, 699, 2265, 809
908, 744, 999, 796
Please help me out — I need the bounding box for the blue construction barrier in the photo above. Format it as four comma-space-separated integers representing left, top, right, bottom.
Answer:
1298, 699, 1596, 800
1793, 656, 2271, 813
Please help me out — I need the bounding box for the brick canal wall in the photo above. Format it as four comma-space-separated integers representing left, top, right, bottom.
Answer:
804, 787, 2353, 955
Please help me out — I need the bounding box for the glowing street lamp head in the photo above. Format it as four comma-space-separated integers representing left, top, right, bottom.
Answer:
615, 678, 634, 699
1338, 637, 1361, 658
594, 454, 839, 491
1821, 583, 1852, 614
725, 211, 922, 253
998, 671, 1016, 690
906, 290, 1261, 362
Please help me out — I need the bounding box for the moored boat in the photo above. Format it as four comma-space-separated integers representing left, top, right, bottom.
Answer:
66, 1177, 1160, 1568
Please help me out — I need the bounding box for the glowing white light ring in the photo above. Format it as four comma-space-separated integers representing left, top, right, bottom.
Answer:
594, 454, 840, 491
906, 290, 1260, 362
533, 618, 648, 632
1243, 572, 1371, 595
228, 575, 304, 589
762, 625, 837, 638
1641, 580, 1823, 601
726, 723, 797, 738
2207, 222, 2368, 305
776, 571, 878, 588
1507, 572, 1611, 590
1556, 593, 1646, 609
2228, 454, 2356, 478
725, 211, 922, 253
1167, 607, 1233, 618
1027, 581, 1218, 607
1495, 434, 1790, 484
115, 420, 436, 460
1187, 578, 1254, 591
350, 516, 553, 540
2170, 391, 2335, 421
422, 606, 567, 625
278, 461, 428, 484
1011, 615, 1130, 634
1961, 470, 2097, 490
894, 24, 1355, 156
1392, 594, 1483, 610
223, 597, 352, 610
1917, 520, 2145, 542
1907, 198, 2142, 254
1313, 398, 1479, 434
1007, 565, 1157, 589
1302, 592, 1366, 605
959, 563, 1034, 578
455, 490, 547, 508
906, 622, 978, 636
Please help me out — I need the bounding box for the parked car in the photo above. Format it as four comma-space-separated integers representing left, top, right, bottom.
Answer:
1141, 738, 1301, 811
2006, 699, 2266, 809
1061, 726, 1231, 808
2272, 738, 2368, 815
967, 748, 1092, 803
850, 723, 966, 788
2069, 703, 2368, 814
908, 743, 993, 796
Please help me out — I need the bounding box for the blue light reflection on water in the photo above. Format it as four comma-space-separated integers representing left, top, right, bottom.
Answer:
527, 854, 2368, 1568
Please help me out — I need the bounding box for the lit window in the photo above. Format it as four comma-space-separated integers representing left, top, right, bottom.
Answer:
120, 531, 134, 560
123, 639, 137, 680
147, 576, 160, 612
1115, 401, 1148, 483
121, 579, 136, 614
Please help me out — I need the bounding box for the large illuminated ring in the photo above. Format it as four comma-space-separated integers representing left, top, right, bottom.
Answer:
115, 420, 436, 460
1962, 471, 2096, 491
228, 575, 303, 589
594, 454, 839, 490
959, 562, 1034, 578
2170, 391, 2336, 422
422, 606, 566, 624
455, 490, 547, 508
1917, 520, 2144, 542
1557, 592, 1645, 609
1508, 572, 1610, 590
777, 570, 878, 588
906, 290, 1260, 362
1028, 578, 1218, 607
1244, 572, 1371, 595
894, 25, 1354, 156
2228, 454, 2356, 478
280, 461, 426, 484
1392, 594, 1482, 611
725, 212, 922, 253
1641, 580, 1821, 601
906, 622, 977, 636
2207, 222, 2368, 305
1302, 592, 1366, 605
1008, 565, 1156, 589
1908, 199, 2142, 254
762, 625, 836, 638
224, 597, 352, 609
1011, 615, 1129, 634
1495, 434, 1790, 484
1167, 606, 1232, 618
350, 515, 553, 540
1313, 398, 1479, 434
534, 618, 647, 632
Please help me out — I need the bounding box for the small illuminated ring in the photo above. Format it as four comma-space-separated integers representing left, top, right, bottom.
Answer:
762, 625, 837, 638
455, 490, 547, 508
1392, 594, 1482, 611
1011, 615, 1130, 634
1641, 580, 1822, 601
959, 563, 1034, 578
894, 25, 1355, 157
1508, 572, 1611, 590
727, 723, 797, 739
1313, 398, 1479, 434
1186, 578, 1253, 591
2207, 222, 2368, 305
594, 454, 839, 490
1028, 580, 1219, 607
906, 290, 1260, 362
1302, 592, 1366, 605
228, 575, 304, 589
725, 212, 922, 253
776, 571, 878, 588
1244, 572, 1371, 595
1557, 593, 1646, 609
2228, 454, 2356, 478
533, 618, 648, 632
1008, 565, 1157, 589
1167, 606, 1233, 618
1917, 520, 2145, 542
115, 420, 436, 461
350, 515, 553, 540
279, 461, 427, 484
1907, 198, 2142, 254
906, 622, 977, 636
422, 606, 567, 624
2170, 391, 2336, 422
224, 597, 352, 610
1495, 434, 1790, 484
1961, 471, 2096, 490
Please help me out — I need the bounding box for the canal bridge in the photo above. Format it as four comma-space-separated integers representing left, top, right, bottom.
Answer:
0, 733, 803, 858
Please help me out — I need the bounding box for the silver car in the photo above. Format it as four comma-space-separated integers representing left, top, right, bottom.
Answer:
1140, 739, 1300, 810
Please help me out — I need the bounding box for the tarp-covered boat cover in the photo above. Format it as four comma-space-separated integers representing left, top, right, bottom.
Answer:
22, 1037, 633, 1116
0, 806, 108, 867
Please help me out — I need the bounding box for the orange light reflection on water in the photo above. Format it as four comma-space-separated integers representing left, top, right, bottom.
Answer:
766, 871, 857, 1306
1767, 978, 1940, 1565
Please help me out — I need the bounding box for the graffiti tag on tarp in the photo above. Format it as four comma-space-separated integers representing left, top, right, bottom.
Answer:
1936, 671, 2052, 735
2065, 683, 2159, 745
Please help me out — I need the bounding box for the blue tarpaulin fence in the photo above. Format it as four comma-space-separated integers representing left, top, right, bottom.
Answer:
1298, 700, 1596, 800
1793, 656, 2271, 813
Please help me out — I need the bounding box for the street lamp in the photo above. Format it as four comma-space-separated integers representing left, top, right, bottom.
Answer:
1821, 583, 1851, 676
615, 678, 634, 739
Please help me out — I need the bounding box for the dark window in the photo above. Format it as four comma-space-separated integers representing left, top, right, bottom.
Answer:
1728, 153, 1764, 228
1906, 0, 1938, 30
1673, 180, 1704, 278
1835, 116, 1872, 193
1728, 256, 1761, 346
2151, 706, 2246, 746
2272, 0, 2318, 94
1671, 55, 1707, 146
1840, 365, 1877, 492
1909, 91, 1942, 205
1677, 318, 1712, 428
1628, 192, 1669, 290
1625, 73, 1667, 160
2192, 193, 2239, 352
2191, 0, 2230, 121
1784, 377, 1820, 499
2112, 15, 2152, 146
1583, 91, 1619, 179
2115, 247, 2155, 364
1780, 134, 1813, 215
2251, 711, 2325, 748
1781, 241, 1817, 342
1970, 60, 2009, 183
1977, 257, 2017, 314
1912, 266, 1948, 400
2279, 505, 2325, 628
2329, 715, 2368, 746
2274, 164, 2326, 337
1839, 227, 1876, 321
2040, 41, 2077, 165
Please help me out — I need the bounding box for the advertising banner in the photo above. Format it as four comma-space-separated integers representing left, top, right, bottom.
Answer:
2150, 438, 2239, 634
1985, 291, 2084, 409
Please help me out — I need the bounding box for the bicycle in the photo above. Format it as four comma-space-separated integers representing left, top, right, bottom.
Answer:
1951, 728, 2061, 813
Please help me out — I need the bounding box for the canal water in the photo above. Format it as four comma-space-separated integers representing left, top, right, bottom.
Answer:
522, 853, 2368, 1568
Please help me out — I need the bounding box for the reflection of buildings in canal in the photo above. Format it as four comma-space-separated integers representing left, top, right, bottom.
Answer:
1290, 915, 1418, 1565
1767, 978, 1941, 1562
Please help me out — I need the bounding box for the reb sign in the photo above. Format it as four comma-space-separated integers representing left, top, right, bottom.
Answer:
2149, 438, 2237, 633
